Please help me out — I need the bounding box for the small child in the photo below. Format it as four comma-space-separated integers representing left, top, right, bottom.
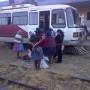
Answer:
30, 34, 43, 70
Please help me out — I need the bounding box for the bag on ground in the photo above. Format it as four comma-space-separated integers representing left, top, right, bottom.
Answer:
40, 58, 49, 69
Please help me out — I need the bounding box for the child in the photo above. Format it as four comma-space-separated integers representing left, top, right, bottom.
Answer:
13, 30, 24, 59
30, 34, 43, 70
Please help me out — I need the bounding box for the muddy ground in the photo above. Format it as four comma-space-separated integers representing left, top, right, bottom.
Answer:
0, 43, 90, 90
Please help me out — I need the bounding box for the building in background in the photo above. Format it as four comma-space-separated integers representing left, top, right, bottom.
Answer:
68, 0, 90, 32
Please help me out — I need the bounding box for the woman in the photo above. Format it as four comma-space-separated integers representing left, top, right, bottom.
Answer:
55, 29, 64, 63
43, 28, 56, 64
30, 34, 43, 70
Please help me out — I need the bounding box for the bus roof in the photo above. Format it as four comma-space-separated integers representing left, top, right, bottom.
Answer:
0, 4, 35, 10
0, 4, 75, 11
30, 4, 75, 11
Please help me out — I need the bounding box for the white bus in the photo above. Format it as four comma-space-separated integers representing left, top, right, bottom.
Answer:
0, 4, 85, 46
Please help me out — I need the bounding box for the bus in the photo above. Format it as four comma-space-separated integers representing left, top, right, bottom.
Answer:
0, 4, 85, 46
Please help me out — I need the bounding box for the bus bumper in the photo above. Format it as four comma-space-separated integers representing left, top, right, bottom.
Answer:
64, 40, 84, 46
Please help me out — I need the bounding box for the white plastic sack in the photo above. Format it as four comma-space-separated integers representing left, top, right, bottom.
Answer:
28, 50, 31, 58
40, 59, 49, 69
43, 56, 49, 61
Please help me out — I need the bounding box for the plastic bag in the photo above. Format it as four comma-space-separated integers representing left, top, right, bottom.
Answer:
40, 59, 49, 69
43, 56, 49, 61
28, 49, 31, 58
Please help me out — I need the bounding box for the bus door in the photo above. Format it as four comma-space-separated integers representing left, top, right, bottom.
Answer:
39, 11, 50, 32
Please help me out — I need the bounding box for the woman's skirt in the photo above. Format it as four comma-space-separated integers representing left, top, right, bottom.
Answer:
43, 47, 56, 57
13, 43, 24, 52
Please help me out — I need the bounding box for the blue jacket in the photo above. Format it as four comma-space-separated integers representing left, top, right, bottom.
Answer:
31, 46, 43, 60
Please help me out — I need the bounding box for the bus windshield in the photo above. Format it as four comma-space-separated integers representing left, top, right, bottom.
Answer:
51, 9, 66, 28
66, 8, 80, 28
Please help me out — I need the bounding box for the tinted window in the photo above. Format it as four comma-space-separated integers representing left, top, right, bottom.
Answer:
51, 9, 66, 28
29, 12, 38, 25
12, 11, 28, 25
0, 13, 11, 25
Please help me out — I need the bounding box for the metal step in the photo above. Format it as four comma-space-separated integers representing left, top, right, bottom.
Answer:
64, 46, 88, 55
77, 47, 88, 55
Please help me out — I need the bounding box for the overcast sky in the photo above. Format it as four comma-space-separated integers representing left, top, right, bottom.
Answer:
0, 0, 8, 2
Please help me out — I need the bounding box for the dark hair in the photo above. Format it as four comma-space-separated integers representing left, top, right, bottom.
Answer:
30, 34, 39, 42
57, 29, 64, 41
57, 29, 62, 33
35, 28, 44, 34
45, 28, 53, 37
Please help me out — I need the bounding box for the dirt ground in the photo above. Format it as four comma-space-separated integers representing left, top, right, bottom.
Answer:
0, 43, 90, 90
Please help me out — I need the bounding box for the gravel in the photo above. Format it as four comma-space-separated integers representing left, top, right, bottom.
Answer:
0, 43, 90, 90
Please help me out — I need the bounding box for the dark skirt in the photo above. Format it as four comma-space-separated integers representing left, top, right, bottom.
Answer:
43, 47, 56, 56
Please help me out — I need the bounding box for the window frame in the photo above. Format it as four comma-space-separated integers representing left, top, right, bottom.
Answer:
29, 12, 38, 25
0, 13, 11, 25
51, 9, 66, 28
66, 8, 80, 28
12, 11, 28, 25
66, 8, 74, 28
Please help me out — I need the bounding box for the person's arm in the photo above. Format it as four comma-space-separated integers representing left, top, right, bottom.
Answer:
33, 39, 44, 47
55, 35, 58, 43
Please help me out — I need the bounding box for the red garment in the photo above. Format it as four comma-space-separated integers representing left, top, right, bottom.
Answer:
38, 32, 46, 47
41, 37, 56, 47
39, 39, 46, 47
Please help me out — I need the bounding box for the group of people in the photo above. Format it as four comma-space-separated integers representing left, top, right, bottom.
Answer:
13, 28, 64, 70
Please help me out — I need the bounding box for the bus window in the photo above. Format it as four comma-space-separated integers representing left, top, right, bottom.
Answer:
29, 12, 38, 25
66, 8, 80, 28
0, 13, 11, 25
72, 9, 80, 27
12, 11, 28, 25
51, 9, 66, 28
